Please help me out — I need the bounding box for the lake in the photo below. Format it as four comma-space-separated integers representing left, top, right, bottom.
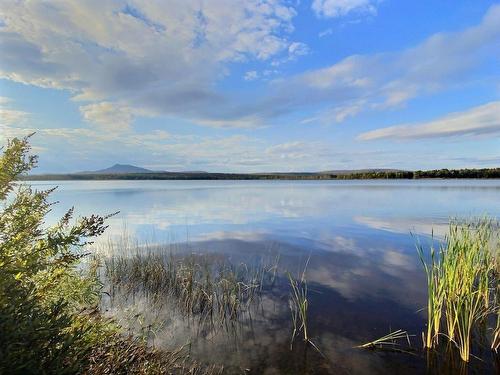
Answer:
30, 179, 500, 374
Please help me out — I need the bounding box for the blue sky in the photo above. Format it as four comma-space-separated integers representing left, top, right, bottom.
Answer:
0, 0, 499, 173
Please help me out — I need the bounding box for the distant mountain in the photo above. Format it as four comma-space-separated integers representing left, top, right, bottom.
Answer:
79, 164, 156, 174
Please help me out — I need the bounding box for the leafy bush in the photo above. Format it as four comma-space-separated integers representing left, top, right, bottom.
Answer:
0, 136, 113, 373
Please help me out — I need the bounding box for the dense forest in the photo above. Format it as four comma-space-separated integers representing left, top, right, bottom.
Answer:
24, 168, 500, 181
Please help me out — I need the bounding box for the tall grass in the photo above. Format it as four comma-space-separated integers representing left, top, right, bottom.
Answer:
492, 251, 500, 353
416, 233, 444, 349
357, 329, 411, 350
492, 312, 500, 352
99, 242, 280, 328
287, 270, 309, 344
287, 257, 322, 353
417, 218, 499, 362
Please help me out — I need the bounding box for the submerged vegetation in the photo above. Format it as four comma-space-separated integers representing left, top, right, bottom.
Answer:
99, 241, 280, 327
416, 218, 500, 362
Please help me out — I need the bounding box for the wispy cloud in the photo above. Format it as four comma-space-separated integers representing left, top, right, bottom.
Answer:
358, 101, 500, 140
0, 96, 29, 128
243, 70, 259, 81
79, 102, 135, 130
318, 28, 333, 38
262, 4, 500, 125
311, 0, 378, 19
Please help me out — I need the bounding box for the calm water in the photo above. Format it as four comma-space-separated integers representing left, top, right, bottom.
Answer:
30, 180, 500, 374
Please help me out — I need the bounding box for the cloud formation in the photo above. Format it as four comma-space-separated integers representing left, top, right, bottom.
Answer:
1, 2, 499, 130
0, 96, 28, 129
0, 1, 499, 173
311, 0, 378, 19
0, 0, 299, 128
358, 101, 500, 140
260, 4, 500, 125
79, 102, 136, 130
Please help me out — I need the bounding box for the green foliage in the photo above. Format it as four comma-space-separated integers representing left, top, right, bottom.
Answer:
0, 136, 112, 373
416, 219, 500, 361
416, 233, 444, 349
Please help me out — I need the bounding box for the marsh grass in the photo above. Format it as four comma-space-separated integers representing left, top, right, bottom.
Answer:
287, 257, 322, 354
357, 329, 412, 350
492, 257, 500, 353
287, 270, 309, 344
493, 312, 500, 352
416, 232, 444, 349
99, 241, 280, 329
84, 335, 224, 375
417, 218, 500, 362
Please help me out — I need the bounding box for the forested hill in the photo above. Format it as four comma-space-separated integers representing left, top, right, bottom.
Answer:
23, 168, 500, 181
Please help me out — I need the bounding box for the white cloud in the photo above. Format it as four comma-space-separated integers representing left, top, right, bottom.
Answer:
244, 70, 259, 81
1, 1, 499, 132
265, 141, 323, 161
318, 28, 333, 38
358, 101, 500, 140
0, 0, 299, 127
0, 108, 28, 126
287, 42, 309, 58
0, 96, 29, 129
2, 118, 340, 172
79, 102, 135, 130
251, 4, 500, 125
271, 41, 309, 66
311, 0, 377, 19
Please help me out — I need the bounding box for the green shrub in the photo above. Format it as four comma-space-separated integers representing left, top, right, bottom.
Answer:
0, 136, 114, 373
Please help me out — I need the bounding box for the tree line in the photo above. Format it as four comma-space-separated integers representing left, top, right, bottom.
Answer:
24, 168, 500, 181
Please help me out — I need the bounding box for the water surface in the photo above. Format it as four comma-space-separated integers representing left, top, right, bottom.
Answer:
30, 179, 500, 374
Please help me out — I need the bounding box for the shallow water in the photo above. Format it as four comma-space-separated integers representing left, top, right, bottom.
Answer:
30, 179, 500, 374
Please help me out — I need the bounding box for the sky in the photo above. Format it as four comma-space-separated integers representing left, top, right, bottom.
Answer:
0, 0, 499, 173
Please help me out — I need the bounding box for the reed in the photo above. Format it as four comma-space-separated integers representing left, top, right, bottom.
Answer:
287, 270, 309, 344
492, 312, 500, 352
492, 251, 500, 352
416, 234, 443, 349
99, 243, 280, 327
357, 329, 411, 349
287, 256, 321, 353
417, 218, 499, 362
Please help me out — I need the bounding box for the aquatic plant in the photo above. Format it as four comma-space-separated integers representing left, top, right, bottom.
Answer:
417, 218, 499, 362
287, 270, 309, 344
416, 233, 444, 349
492, 312, 500, 352
357, 329, 411, 349
100, 244, 280, 328
286, 256, 323, 355
492, 251, 500, 353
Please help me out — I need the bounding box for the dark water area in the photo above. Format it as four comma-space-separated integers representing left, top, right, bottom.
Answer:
30, 180, 500, 374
